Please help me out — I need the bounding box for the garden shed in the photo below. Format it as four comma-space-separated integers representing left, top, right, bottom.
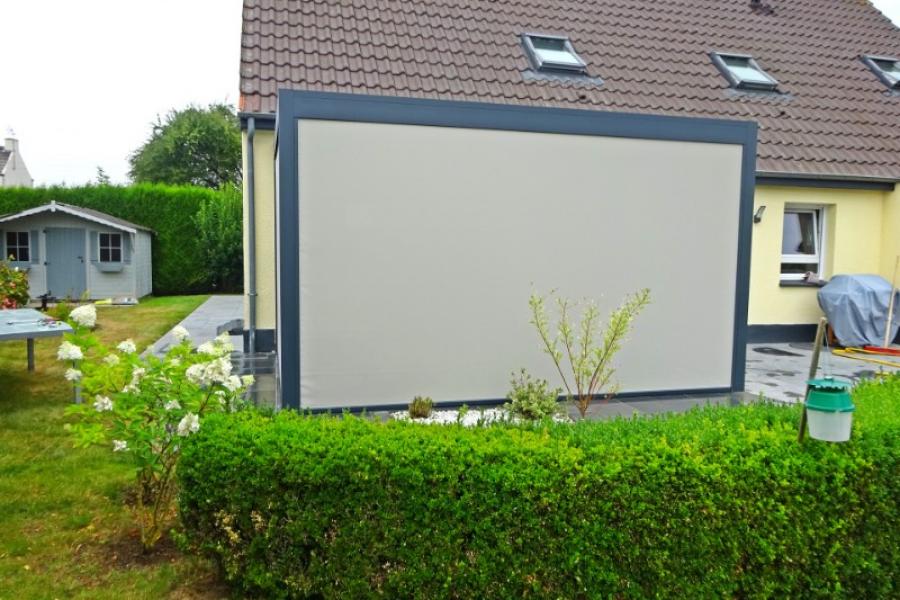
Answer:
0, 201, 152, 300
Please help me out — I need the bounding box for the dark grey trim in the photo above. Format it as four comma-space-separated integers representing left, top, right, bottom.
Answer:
748, 324, 819, 343
242, 328, 276, 353
239, 112, 276, 131
757, 176, 895, 191
304, 387, 735, 415
779, 280, 826, 288
860, 54, 900, 91
710, 52, 779, 92
275, 90, 758, 409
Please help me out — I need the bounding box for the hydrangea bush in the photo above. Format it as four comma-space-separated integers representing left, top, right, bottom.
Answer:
62, 306, 252, 551
0, 259, 29, 308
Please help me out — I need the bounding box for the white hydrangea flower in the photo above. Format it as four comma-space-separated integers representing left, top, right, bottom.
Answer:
176, 413, 200, 437
112, 439, 128, 452
57, 341, 83, 361
241, 374, 255, 387
123, 367, 146, 393
64, 368, 82, 382
93, 395, 113, 412
196, 341, 217, 355
223, 375, 243, 392
103, 354, 120, 366
172, 325, 190, 342
186, 356, 233, 387
117, 339, 137, 354
164, 399, 181, 411
69, 304, 97, 329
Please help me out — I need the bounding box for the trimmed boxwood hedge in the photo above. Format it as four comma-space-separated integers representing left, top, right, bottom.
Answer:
179, 377, 900, 598
0, 184, 240, 294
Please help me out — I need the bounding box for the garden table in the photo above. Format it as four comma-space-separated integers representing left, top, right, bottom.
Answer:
0, 308, 72, 371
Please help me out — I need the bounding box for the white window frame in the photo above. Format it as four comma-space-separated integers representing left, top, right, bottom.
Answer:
98, 232, 123, 263
780, 206, 826, 282
521, 33, 587, 74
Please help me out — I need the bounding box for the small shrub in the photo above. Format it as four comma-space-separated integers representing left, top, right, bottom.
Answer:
505, 368, 562, 420
407, 395, 433, 419
529, 288, 650, 418
0, 259, 29, 308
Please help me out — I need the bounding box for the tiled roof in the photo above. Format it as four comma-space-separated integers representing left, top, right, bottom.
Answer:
0, 149, 10, 174
240, 0, 900, 180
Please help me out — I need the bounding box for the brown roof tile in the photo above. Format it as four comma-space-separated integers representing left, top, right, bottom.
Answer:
240, 0, 900, 180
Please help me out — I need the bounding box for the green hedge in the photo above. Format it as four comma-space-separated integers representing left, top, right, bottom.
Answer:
0, 184, 241, 295
179, 378, 900, 598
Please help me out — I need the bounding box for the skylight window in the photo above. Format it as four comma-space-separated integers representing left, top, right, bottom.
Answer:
861, 55, 900, 89
710, 52, 778, 91
522, 34, 587, 74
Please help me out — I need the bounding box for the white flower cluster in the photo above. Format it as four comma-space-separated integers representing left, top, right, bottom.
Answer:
117, 339, 137, 354
93, 395, 113, 412
103, 354, 120, 366
177, 413, 200, 437
172, 325, 190, 342
69, 304, 97, 329
64, 368, 82, 382
164, 399, 181, 411
185, 355, 233, 387
112, 439, 128, 452
57, 341, 84, 361
123, 367, 146, 393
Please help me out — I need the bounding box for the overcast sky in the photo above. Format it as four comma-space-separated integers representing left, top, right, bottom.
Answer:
2, 0, 899, 186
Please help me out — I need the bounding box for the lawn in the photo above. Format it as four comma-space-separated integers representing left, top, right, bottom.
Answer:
0, 295, 227, 599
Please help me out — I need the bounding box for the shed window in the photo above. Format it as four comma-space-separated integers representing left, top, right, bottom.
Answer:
522, 34, 587, 73
711, 53, 778, 91
781, 208, 824, 281
5, 231, 29, 262
861, 55, 900, 89
99, 233, 122, 263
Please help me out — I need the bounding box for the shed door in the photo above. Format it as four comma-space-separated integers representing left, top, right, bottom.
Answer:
45, 228, 86, 299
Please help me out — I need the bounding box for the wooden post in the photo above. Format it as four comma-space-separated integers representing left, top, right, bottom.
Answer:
883, 256, 899, 349
26, 338, 34, 372
799, 317, 827, 442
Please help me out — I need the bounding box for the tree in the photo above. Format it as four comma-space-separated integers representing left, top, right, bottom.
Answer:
128, 104, 241, 188
95, 166, 111, 185
192, 185, 243, 291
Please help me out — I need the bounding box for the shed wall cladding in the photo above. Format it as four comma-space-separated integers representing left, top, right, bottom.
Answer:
0, 213, 139, 299
294, 115, 749, 409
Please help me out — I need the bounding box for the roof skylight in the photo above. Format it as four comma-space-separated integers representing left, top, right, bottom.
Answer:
710, 52, 778, 91
522, 34, 587, 74
861, 55, 900, 89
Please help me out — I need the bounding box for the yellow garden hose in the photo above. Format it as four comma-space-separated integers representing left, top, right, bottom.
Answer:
832, 348, 900, 369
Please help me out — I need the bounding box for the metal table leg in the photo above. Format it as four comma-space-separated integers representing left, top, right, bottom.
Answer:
27, 338, 35, 372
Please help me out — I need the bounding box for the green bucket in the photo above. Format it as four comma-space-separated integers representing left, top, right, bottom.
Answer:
805, 378, 854, 442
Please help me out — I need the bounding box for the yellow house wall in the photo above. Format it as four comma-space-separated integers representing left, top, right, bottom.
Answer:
881, 186, 900, 282
242, 129, 278, 330
749, 185, 887, 325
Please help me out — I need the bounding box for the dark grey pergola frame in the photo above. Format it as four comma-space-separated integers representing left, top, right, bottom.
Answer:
272, 90, 758, 411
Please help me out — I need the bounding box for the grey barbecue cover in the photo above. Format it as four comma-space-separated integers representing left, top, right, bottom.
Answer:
817, 275, 899, 347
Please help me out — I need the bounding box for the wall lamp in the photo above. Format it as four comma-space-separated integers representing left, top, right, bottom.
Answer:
753, 205, 767, 223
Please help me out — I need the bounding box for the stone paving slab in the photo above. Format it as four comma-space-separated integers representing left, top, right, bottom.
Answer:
149, 295, 243, 356
745, 342, 897, 403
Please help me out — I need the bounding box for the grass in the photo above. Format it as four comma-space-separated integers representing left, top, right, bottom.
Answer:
0, 295, 227, 599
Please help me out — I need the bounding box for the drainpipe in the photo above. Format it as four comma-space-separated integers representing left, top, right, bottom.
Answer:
247, 117, 257, 354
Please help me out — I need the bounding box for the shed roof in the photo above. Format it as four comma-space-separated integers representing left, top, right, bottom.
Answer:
239, 0, 900, 181
0, 201, 153, 234
0, 149, 10, 174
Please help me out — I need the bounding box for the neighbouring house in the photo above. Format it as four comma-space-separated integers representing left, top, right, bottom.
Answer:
0, 136, 33, 188
237, 0, 900, 410
0, 201, 152, 300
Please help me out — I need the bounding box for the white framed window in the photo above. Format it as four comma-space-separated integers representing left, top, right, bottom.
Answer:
5, 231, 29, 262
99, 232, 122, 263
710, 52, 778, 91
861, 54, 900, 90
781, 207, 825, 281
522, 34, 587, 74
